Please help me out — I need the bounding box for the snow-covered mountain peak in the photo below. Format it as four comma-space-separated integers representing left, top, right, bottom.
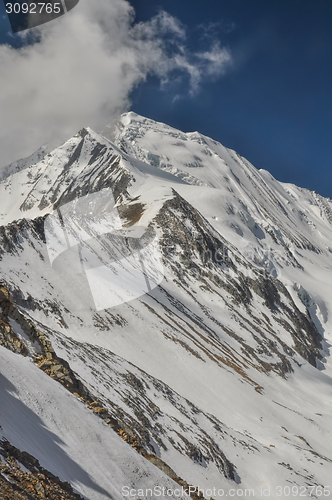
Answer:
101, 113, 332, 258
1, 113, 332, 498
0, 123, 188, 228
0, 127, 129, 225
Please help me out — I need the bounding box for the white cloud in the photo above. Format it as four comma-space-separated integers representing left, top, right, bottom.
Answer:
0, 0, 231, 168
197, 42, 232, 77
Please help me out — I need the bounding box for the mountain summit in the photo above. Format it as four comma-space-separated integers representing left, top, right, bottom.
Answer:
0, 113, 331, 499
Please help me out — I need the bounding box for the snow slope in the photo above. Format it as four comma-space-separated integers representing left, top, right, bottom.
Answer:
0, 346, 187, 500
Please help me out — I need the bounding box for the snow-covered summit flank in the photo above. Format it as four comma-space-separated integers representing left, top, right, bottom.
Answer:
0, 113, 332, 498
104, 112, 332, 253
0, 124, 184, 227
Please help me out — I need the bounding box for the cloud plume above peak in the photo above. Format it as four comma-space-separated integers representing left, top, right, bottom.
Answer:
0, 0, 231, 168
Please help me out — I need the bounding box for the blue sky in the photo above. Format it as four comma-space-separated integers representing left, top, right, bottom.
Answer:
0, 0, 331, 197
129, 0, 332, 197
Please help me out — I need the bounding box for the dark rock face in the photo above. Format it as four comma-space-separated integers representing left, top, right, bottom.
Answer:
156, 190, 323, 374
0, 439, 83, 500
